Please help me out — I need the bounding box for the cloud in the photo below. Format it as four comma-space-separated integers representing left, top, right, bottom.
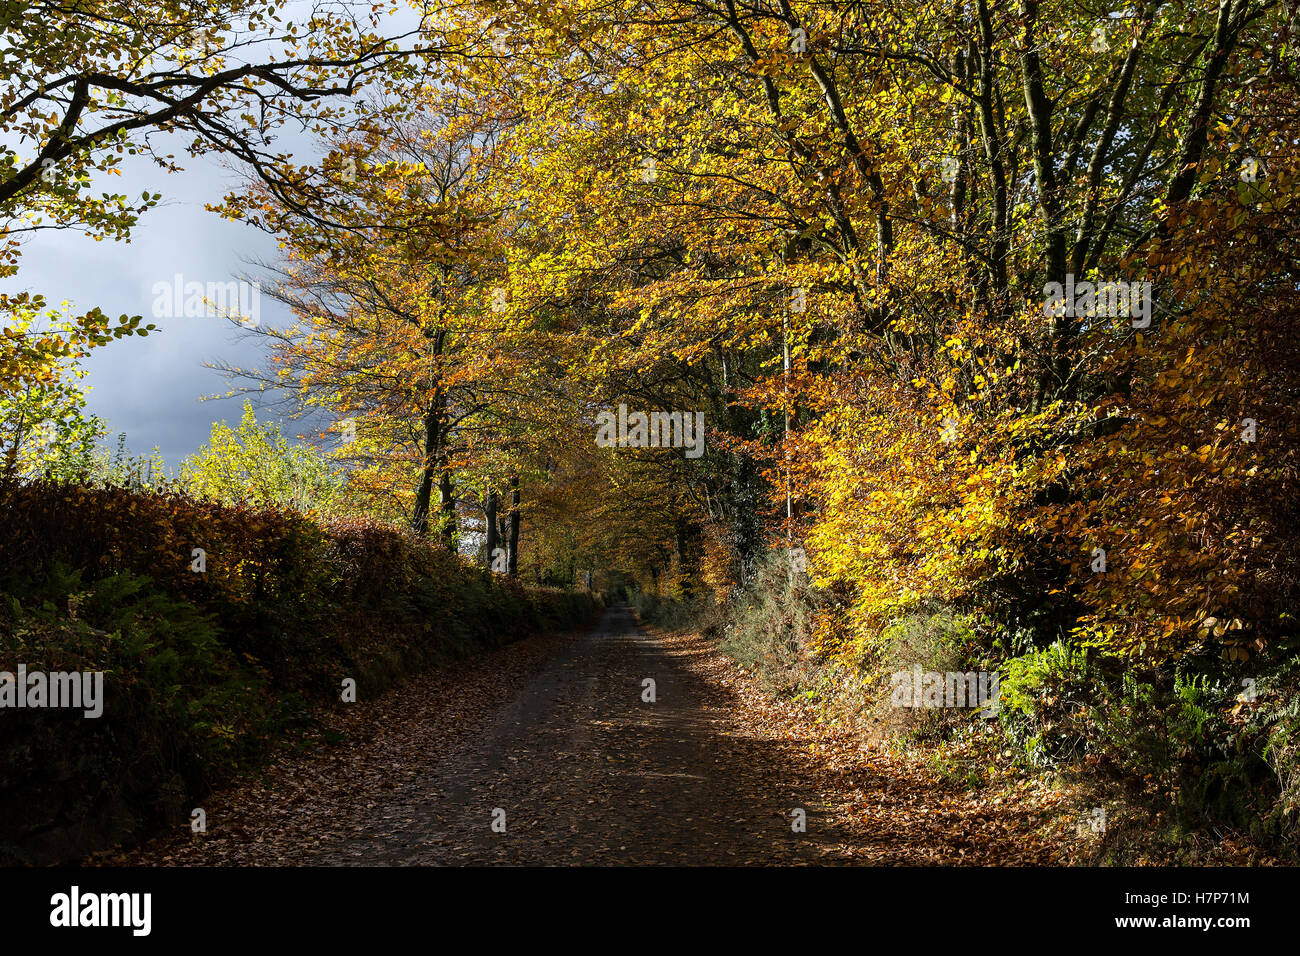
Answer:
4, 138, 303, 470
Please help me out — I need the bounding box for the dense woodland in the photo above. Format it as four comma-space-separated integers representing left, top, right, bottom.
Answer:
2, 0, 1299, 863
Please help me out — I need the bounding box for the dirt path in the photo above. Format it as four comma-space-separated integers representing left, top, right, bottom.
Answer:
105, 606, 1064, 866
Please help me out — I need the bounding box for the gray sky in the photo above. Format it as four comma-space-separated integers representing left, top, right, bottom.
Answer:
6, 145, 298, 471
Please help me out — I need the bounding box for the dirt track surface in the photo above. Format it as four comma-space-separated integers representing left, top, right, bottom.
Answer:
105, 605, 1063, 866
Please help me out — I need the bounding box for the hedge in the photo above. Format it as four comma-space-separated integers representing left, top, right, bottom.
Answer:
0, 479, 600, 863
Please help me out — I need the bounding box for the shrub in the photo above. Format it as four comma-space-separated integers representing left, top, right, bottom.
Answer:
711, 549, 824, 696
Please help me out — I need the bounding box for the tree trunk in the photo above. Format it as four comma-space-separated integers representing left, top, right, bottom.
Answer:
506, 475, 520, 577
438, 468, 455, 547
411, 399, 440, 536
411, 329, 448, 540
484, 488, 499, 568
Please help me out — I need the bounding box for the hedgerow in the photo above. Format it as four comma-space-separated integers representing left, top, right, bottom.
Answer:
0, 479, 599, 863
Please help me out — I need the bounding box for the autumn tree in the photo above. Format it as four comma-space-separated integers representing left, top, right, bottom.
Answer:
214, 79, 573, 570
453, 0, 1300, 660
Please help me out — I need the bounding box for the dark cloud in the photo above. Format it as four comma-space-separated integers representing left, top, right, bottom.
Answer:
6, 142, 304, 471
